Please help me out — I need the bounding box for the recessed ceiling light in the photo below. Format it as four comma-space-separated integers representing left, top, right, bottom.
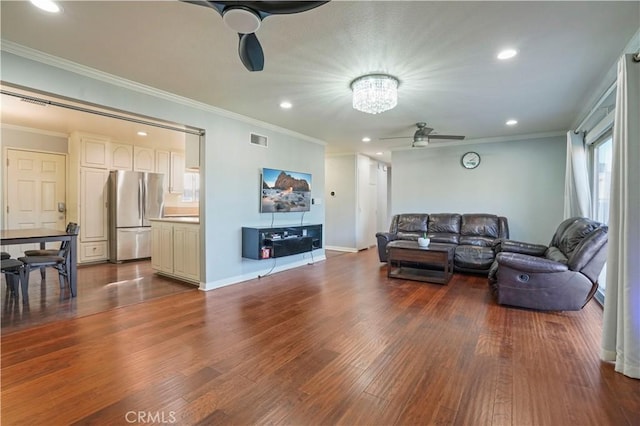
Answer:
137, 131, 148, 136
506, 119, 518, 126
375, 152, 383, 156
497, 49, 518, 60
280, 101, 292, 109
362, 137, 371, 142
30, 0, 61, 13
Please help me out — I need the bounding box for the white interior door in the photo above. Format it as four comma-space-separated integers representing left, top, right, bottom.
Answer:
3, 149, 66, 256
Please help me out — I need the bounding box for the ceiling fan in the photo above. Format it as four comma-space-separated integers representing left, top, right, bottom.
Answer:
182, 1, 329, 72
381, 122, 465, 147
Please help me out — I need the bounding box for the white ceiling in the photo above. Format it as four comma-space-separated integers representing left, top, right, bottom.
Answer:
1, 1, 638, 161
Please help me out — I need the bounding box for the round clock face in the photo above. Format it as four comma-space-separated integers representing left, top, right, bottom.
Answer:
461, 152, 480, 169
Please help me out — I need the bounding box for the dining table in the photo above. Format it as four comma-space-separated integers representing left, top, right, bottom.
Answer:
1, 227, 78, 297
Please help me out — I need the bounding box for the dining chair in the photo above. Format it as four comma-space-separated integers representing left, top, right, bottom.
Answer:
18, 224, 80, 299
22, 222, 78, 280
1, 257, 25, 298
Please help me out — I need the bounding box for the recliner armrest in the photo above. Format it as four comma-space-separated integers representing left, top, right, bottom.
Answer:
494, 239, 547, 256
496, 252, 569, 273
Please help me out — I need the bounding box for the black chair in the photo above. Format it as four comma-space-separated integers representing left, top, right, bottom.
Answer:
1, 257, 26, 300
23, 222, 78, 279
18, 224, 80, 299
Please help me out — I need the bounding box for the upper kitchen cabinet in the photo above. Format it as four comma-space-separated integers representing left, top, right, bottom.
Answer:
134, 146, 155, 172
110, 142, 133, 170
170, 151, 185, 193
80, 135, 110, 169
185, 133, 200, 171
156, 150, 184, 193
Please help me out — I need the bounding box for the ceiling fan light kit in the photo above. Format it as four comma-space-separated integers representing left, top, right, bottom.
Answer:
182, 1, 329, 72
350, 74, 399, 114
222, 7, 261, 34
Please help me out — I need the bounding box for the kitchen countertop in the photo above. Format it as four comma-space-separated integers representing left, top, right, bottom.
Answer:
149, 217, 199, 224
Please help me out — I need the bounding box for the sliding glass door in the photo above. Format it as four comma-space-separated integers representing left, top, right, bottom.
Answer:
591, 133, 613, 302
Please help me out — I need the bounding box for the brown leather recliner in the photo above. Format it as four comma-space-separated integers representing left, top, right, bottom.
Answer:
488, 217, 608, 311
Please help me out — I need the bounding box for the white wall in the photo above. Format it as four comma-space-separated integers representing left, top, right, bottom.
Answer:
391, 135, 565, 244
1, 126, 68, 153
1, 51, 326, 289
375, 163, 389, 232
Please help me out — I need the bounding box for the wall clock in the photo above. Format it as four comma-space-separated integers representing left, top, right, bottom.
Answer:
461, 152, 481, 169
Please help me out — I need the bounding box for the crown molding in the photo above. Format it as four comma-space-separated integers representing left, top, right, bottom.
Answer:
1, 40, 326, 146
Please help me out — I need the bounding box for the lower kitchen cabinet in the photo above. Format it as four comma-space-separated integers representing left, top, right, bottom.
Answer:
150, 219, 200, 284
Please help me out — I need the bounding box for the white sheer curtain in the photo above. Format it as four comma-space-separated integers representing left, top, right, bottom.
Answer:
563, 131, 592, 218
601, 53, 640, 379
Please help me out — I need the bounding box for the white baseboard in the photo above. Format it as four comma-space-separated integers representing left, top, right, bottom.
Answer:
199, 254, 327, 291
325, 245, 359, 253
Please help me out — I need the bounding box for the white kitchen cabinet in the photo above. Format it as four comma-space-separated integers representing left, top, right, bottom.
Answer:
151, 221, 174, 273
80, 241, 108, 263
185, 133, 200, 170
155, 150, 170, 178
110, 143, 133, 170
80, 135, 109, 169
170, 151, 185, 193
134, 146, 155, 172
173, 224, 200, 282
79, 167, 109, 262
150, 219, 200, 284
155, 150, 185, 193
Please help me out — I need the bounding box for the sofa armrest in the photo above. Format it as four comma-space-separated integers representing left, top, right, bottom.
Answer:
375, 232, 395, 243
496, 252, 569, 273
375, 232, 396, 262
494, 239, 547, 256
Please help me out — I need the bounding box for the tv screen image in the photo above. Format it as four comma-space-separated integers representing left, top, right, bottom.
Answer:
261, 168, 312, 213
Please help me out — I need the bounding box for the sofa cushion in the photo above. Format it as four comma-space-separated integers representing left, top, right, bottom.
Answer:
427, 214, 461, 244
459, 236, 495, 247
428, 233, 460, 244
455, 246, 495, 270
396, 214, 429, 233
428, 213, 461, 233
461, 214, 500, 238
397, 231, 421, 241
545, 247, 569, 264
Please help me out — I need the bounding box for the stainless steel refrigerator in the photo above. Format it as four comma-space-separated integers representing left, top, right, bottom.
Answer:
109, 170, 165, 262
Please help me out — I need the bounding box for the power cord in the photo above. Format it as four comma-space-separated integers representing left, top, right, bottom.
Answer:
258, 257, 277, 278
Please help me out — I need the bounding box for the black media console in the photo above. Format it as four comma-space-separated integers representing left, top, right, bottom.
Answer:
242, 224, 323, 260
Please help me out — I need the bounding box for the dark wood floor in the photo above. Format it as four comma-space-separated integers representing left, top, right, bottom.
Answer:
1, 260, 196, 335
1, 249, 638, 425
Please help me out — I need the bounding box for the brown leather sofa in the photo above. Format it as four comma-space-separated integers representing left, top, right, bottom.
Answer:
376, 213, 509, 274
487, 217, 608, 311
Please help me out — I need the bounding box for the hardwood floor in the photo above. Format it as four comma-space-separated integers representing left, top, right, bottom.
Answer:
1, 249, 638, 425
1, 260, 196, 335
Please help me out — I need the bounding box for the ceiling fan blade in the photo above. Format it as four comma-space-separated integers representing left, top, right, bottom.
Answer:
428, 135, 465, 140
238, 32, 264, 71
379, 136, 412, 140
227, 1, 330, 15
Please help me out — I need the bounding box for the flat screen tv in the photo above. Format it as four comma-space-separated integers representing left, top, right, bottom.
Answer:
261, 167, 312, 213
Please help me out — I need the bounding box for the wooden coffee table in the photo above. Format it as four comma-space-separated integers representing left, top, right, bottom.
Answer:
386, 240, 455, 284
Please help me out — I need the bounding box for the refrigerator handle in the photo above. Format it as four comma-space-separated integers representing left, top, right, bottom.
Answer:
139, 177, 144, 221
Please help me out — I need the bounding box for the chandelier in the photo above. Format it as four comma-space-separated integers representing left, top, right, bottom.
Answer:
350, 74, 399, 114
